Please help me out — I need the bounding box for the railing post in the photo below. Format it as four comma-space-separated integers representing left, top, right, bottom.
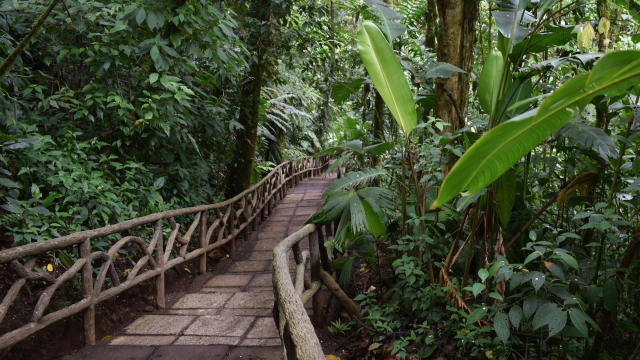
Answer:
309, 229, 323, 327
80, 238, 95, 345
229, 206, 236, 260
154, 220, 166, 309
200, 211, 208, 274
317, 226, 331, 272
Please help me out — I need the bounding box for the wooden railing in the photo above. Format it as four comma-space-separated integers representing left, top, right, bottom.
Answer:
272, 224, 330, 359
273, 220, 362, 359
0, 155, 330, 351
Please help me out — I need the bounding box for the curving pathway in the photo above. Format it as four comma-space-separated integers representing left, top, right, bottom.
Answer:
68, 173, 336, 360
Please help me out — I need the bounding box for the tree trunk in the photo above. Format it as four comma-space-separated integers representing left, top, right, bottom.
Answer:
225, 0, 273, 199
594, 0, 610, 130
424, 0, 438, 50
434, 0, 479, 133
372, 90, 385, 167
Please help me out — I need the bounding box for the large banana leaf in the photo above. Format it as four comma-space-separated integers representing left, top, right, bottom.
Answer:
431, 50, 640, 209
357, 21, 417, 136
477, 50, 504, 116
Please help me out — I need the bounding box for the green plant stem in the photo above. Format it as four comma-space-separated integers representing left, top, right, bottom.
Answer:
0, 0, 61, 79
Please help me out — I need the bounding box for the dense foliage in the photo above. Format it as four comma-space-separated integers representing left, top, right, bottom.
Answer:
3, 0, 640, 359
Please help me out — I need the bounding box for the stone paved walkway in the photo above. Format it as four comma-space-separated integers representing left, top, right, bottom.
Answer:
68, 173, 336, 360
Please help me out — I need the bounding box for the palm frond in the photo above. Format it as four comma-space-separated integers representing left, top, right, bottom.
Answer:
323, 168, 387, 199
356, 187, 395, 215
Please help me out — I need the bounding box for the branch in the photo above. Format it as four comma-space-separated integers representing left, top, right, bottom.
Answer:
0, 0, 61, 79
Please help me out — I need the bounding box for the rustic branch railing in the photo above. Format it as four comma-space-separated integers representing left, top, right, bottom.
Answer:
272, 220, 362, 359
0, 155, 330, 351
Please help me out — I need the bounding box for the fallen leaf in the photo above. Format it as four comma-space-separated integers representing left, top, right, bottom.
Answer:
102, 335, 112, 341
144, 305, 155, 312
208, 250, 223, 260
46, 264, 53, 272
184, 267, 192, 274
325, 355, 341, 360
369, 343, 382, 351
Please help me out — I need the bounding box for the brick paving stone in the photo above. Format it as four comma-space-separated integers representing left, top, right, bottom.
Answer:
226, 346, 284, 360
124, 315, 194, 335
253, 240, 281, 251
246, 317, 279, 338
227, 260, 269, 273
205, 274, 252, 288
219, 308, 272, 317
148, 345, 230, 359
225, 291, 274, 309
240, 338, 282, 346
247, 274, 272, 287
200, 287, 243, 293
248, 251, 273, 261
109, 336, 177, 346
294, 207, 316, 216
172, 293, 232, 309
173, 336, 241, 346
166, 309, 219, 316
183, 315, 254, 337
71, 345, 155, 359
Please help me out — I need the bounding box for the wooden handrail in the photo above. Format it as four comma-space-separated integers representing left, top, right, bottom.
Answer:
0, 155, 330, 351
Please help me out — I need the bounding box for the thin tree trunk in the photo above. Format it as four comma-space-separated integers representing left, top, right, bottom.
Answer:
372, 90, 385, 167
434, 0, 479, 133
595, 0, 610, 129
424, 0, 438, 50
0, 0, 61, 79
225, 0, 273, 199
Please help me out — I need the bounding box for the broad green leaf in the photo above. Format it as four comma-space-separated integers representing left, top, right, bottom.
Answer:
530, 271, 545, 291
472, 282, 485, 297
362, 200, 387, 237
149, 73, 159, 84
136, 7, 147, 26
603, 279, 618, 311
456, 188, 486, 212
466, 307, 487, 324
548, 310, 567, 337
423, 62, 466, 79
510, 24, 575, 61
523, 296, 538, 319
171, 33, 181, 47
478, 268, 490, 282
146, 11, 158, 29
58, 250, 74, 269
0, 178, 21, 188
496, 78, 533, 123
509, 305, 523, 329
357, 21, 417, 136
431, 50, 640, 209
150, 45, 160, 63
110, 24, 127, 33
477, 50, 504, 116
569, 308, 589, 338
496, 169, 517, 227
365, 0, 406, 42
532, 303, 561, 330
524, 251, 541, 265
331, 79, 366, 104
554, 119, 618, 163
494, 312, 510, 343
554, 251, 580, 271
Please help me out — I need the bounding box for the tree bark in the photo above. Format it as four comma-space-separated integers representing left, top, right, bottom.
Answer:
434, 0, 479, 133
372, 90, 385, 166
424, 0, 438, 50
225, 0, 273, 199
594, 0, 610, 130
